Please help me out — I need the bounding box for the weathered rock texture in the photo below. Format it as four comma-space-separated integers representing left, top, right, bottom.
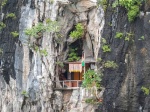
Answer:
0, 0, 103, 112
99, 0, 150, 112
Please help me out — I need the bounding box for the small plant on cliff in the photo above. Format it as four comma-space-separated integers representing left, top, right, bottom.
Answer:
0, 48, 3, 56
49, 0, 54, 4
1, 0, 7, 7
82, 69, 102, 88
25, 20, 60, 38
102, 45, 111, 52
6, 13, 16, 19
68, 48, 80, 62
0, 22, 6, 30
70, 23, 84, 39
115, 32, 123, 39
21, 90, 29, 97
39, 49, 48, 56
11, 31, 19, 38
104, 61, 118, 69
138, 36, 145, 40
56, 61, 64, 68
25, 23, 45, 37
97, 0, 108, 11
113, 0, 143, 22
141, 86, 150, 95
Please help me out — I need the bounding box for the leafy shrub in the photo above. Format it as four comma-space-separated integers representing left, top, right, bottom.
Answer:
113, 0, 143, 22
11, 31, 19, 38
39, 49, 48, 56
104, 61, 118, 69
56, 61, 64, 68
97, 0, 108, 11
0, 48, 3, 56
21, 90, 29, 97
6, 13, 16, 19
2, 0, 7, 7
68, 48, 80, 62
138, 36, 145, 40
141, 86, 150, 95
115, 32, 123, 39
25, 23, 45, 37
102, 45, 111, 52
25, 20, 60, 38
0, 22, 6, 30
70, 23, 84, 39
82, 69, 102, 88
127, 5, 140, 22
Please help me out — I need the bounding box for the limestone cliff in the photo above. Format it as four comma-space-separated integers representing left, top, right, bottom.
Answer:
1, 0, 150, 112
0, 0, 103, 112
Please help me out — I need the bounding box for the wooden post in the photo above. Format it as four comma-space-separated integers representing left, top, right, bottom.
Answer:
84, 51, 85, 74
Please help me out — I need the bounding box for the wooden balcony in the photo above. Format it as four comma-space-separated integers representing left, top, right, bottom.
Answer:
54, 80, 82, 90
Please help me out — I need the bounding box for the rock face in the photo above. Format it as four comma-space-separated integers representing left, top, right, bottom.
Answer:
100, 0, 150, 112
0, 0, 103, 112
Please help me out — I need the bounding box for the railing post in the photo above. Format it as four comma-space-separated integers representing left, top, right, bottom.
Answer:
63, 81, 64, 88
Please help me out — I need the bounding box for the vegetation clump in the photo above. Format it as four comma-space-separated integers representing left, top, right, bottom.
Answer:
82, 69, 102, 88
141, 86, 150, 95
6, 13, 16, 19
97, 0, 108, 11
25, 20, 60, 38
115, 32, 123, 39
70, 23, 84, 39
68, 48, 80, 62
0, 22, 6, 30
113, 0, 144, 22
21, 90, 29, 97
11, 31, 19, 38
39, 49, 48, 56
101, 38, 111, 53
102, 45, 111, 52
104, 61, 118, 69
1, 0, 7, 7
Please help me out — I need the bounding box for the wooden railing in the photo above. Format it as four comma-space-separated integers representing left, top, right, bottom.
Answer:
54, 80, 82, 89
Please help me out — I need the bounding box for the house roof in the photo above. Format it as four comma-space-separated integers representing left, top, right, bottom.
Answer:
64, 56, 96, 64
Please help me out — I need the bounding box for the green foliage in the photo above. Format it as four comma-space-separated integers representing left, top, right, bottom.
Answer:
127, 5, 140, 22
0, 22, 6, 30
113, 0, 143, 22
25, 20, 60, 38
68, 48, 80, 62
21, 90, 29, 97
97, 58, 102, 62
1, 0, 7, 7
85, 98, 101, 105
138, 36, 145, 40
82, 69, 102, 88
49, 0, 54, 4
25, 23, 45, 37
0, 48, 3, 56
115, 32, 123, 39
70, 23, 84, 39
6, 13, 16, 19
102, 45, 111, 52
141, 86, 150, 95
104, 61, 118, 69
102, 38, 107, 44
39, 49, 48, 56
97, 0, 108, 11
11, 31, 19, 38
125, 37, 130, 41
56, 61, 64, 68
